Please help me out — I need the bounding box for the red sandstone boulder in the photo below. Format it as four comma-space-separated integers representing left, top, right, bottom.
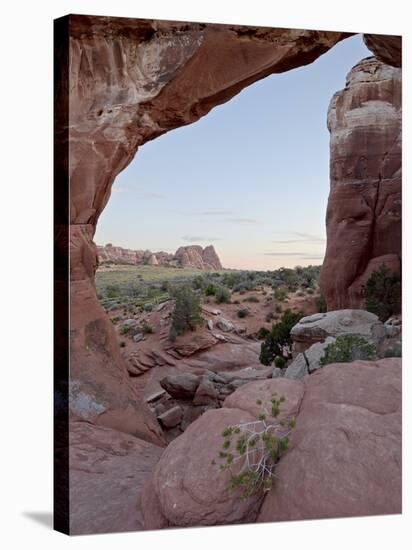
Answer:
69, 421, 163, 535
142, 359, 400, 528
223, 378, 304, 420
159, 373, 201, 399
320, 57, 401, 310
141, 378, 306, 528
258, 358, 401, 522
165, 330, 218, 357
193, 376, 219, 406
142, 408, 261, 527
180, 340, 261, 371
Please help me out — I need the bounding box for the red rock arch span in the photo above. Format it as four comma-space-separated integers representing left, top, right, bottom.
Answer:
54, 15, 401, 442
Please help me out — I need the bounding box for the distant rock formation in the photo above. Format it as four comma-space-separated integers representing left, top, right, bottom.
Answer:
174, 245, 222, 270
97, 243, 223, 270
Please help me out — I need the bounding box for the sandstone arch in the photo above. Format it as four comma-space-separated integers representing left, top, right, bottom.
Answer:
54, 15, 401, 442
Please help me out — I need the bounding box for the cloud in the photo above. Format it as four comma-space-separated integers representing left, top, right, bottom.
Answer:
264, 252, 325, 259
199, 210, 234, 216
271, 232, 325, 244
300, 254, 325, 260
264, 252, 307, 256
112, 186, 129, 193
228, 218, 259, 225
112, 185, 165, 199
139, 191, 165, 200
181, 235, 220, 243
294, 232, 325, 242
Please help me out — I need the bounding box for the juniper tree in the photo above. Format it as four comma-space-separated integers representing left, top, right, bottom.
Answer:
169, 285, 203, 340
215, 395, 295, 498
364, 264, 401, 321
259, 309, 303, 366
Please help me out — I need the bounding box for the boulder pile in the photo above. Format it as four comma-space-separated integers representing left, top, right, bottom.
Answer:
141, 359, 401, 528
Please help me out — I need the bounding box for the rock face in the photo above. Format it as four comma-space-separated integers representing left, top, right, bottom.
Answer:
67, 225, 164, 445
142, 361, 400, 528
69, 421, 163, 535
319, 57, 401, 310
284, 337, 336, 379
97, 243, 144, 264
258, 358, 401, 522
174, 245, 223, 270
363, 34, 401, 67
97, 243, 222, 270
142, 408, 260, 527
223, 378, 304, 418
159, 373, 201, 399
290, 309, 385, 353
141, 379, 303, 528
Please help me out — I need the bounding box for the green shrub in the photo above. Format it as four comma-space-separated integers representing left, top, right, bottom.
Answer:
259, 309, 303, 366
274, 288, 288, 302
320, 335, 376, 366
204, 283, 217, 296
307, 288, 315, 295
244, 295, 259, 303
215, 285, 231, 304
169, 286, 203, 339
143, 303, 153, 312
316, 293, 327, 313
257, 327, 270, 340
106, 284, 121, 298
237, 308, 250, 318
215, 395, 294, 499
265, 312, 274, 322
161, 280, 171, 292
274, 356, 287, 369
124, 282, 142, 297
141, 321, 153, 334
384, 343, 402, 358
192, 275, 206, 290
119, 325, 131, 335
364, 264, 401, 321
274, 304, 282, 314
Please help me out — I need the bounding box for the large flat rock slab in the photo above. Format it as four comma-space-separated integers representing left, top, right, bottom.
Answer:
69, 422, 163, 535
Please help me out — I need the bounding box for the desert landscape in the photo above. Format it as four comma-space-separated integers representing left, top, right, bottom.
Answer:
54, 15, 402, 535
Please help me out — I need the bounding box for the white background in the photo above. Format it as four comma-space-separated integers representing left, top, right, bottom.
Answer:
0, 0, 410, 548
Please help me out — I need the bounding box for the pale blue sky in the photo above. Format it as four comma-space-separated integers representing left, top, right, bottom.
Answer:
95, 34, 371, 270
